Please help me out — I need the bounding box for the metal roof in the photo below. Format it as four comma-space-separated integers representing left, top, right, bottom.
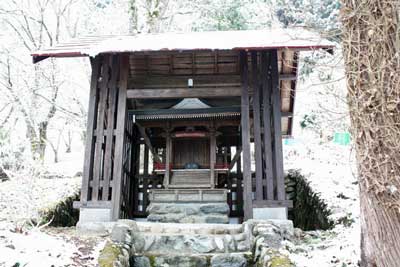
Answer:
31, 28, 334, 63
131, 106, 241, 120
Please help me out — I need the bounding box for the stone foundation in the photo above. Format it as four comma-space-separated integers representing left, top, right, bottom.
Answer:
147, 202, 229, 224
98, 219, 295, 267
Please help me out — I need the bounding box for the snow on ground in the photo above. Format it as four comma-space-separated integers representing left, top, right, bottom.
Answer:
0, 150, 104, 267
283, 134, 360, 267
0, 124, 360, 267
0, 221, 104, 267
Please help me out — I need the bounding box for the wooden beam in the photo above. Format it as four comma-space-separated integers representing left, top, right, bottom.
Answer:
136, 123, 162, 163
261, 51, 275, 201
129, 74, 241, 88
240, 51, 253, 220
111, 54, 129, 220
129, 74, 295, 89
271, 50, 286, 201
127, 87, 241, 99
229, 146, 243, 170
81, 56, 100, 205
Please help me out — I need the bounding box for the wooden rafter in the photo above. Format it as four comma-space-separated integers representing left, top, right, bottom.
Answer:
135, 123, 162, 163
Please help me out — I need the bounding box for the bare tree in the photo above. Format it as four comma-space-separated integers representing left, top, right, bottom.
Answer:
0, 0, 78, 160
47, 128, 63, 163
341, 1, 400, 266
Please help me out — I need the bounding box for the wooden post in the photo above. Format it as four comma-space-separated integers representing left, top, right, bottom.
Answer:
132, 129, 139, 215
251, 51, 264, 201
102, 55, 119, 201
210, 126, 216, 188
92, 55, 110, 201
111, 54, 129, 220
270, 50, 285, 201
261, 51, 275, 200
81, 56, 101, 205
240, 51, 253, 220
164, 129, 172, 188
236, 147, 244, 219
144, 145, 149, 176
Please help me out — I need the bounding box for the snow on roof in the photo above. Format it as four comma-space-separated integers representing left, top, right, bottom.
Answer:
172, 98, 210, 109
31, 28, 334, 63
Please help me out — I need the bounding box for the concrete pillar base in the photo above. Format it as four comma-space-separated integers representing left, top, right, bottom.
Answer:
253, 207, 287, 220
76, 207, 114, 234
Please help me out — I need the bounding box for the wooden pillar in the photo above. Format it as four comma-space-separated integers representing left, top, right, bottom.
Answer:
261, 51, 275, 200
92, 55, 110, 201
142, 145, 150, 213
144, 145, 149, 176
102, 56, 119, 201
132, 130, 139, 215
210, 126, 216, 188
81, 56, 101, 205
270, 50, 285, 200
240, 51, 253, 220
111, 54, 129, 220
236, 146, 243, 219
164, 129, 172, 188
251, 51, 263, 201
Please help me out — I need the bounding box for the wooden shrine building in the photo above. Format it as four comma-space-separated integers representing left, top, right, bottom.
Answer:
32, 29, 333, 223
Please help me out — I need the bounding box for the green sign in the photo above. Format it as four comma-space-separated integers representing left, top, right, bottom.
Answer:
333, 132, 351, 145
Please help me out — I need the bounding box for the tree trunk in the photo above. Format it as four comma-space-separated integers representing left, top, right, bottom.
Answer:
341, 1, 400, 266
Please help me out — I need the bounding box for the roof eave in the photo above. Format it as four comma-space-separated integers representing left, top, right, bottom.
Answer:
31, 45, 335, 64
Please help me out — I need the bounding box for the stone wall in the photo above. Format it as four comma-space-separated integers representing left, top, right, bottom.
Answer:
98, 219, 296, 267
147, 203, 229, 224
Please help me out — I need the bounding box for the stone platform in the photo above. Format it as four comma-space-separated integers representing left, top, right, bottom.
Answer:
99, 220, 295, 267
147, 189, 229, 224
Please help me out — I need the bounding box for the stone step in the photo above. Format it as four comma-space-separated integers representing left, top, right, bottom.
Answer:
131, 252, 253, 267
137, 221, 243, 235
133, 222, 252, 256
136, 233, 251, 254
145, 203, 230, 224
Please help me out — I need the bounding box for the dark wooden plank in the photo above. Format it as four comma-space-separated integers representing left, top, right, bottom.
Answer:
102, 55, 119, 201
132, 133, 139, 214
270, 50, 286, 201
81, 56, 101, 204
129, 74, 241, 88
127, 87, 241, 99
136, 123, 162, 163
143, 145, 149, 176
143, 174, 149, 213
111, 54, 129, 220
251, 52, 263, 201
92, 55, 110, 201
164, 127, 172, 188
261, 51, 275, 201
228, 146, 242, 170
240, 51, 253, 220
252, 199, 293, 208
236, 150, 244, 219
129, 74, 294, 88
210, 126, 216, 189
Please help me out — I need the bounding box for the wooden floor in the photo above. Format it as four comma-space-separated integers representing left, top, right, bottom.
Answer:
170, 169, 212, 188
